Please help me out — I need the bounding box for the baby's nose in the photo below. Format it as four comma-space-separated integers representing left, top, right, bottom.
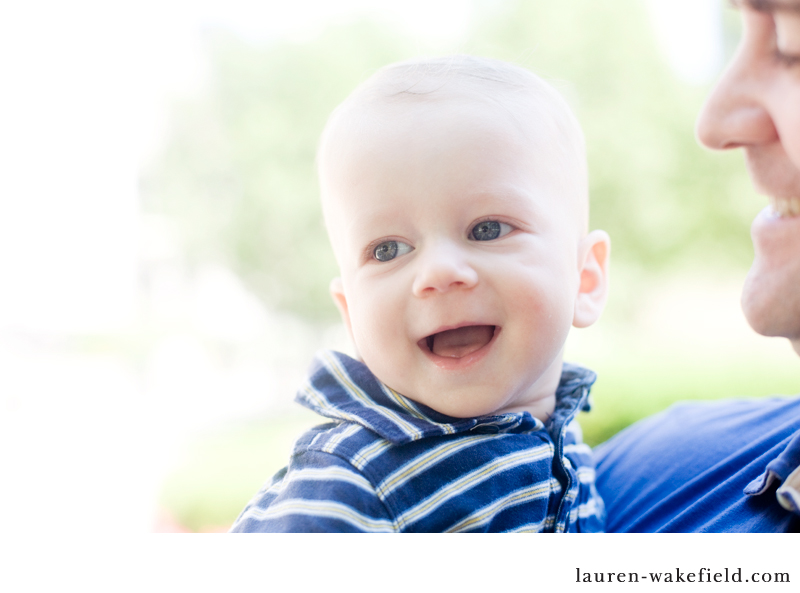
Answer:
411, 244, 478, 297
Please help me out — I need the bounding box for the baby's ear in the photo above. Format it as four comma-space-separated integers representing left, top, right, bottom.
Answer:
573, 230, 610, 329
329, 277, 353, 338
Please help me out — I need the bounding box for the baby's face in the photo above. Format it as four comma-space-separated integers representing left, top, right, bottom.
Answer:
322, 96, 586, 418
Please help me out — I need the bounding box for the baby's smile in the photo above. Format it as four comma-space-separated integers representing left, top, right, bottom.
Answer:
416, 323, 502, 372
420, 324, 497, 359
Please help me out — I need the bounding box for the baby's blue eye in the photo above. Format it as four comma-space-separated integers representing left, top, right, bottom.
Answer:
373, 240, 413, 262
470, 221, 512, 241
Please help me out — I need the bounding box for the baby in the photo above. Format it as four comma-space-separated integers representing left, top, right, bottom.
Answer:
231, 55, 611, 532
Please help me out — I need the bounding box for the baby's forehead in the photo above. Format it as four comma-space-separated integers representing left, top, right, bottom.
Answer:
319, 57, 589, 240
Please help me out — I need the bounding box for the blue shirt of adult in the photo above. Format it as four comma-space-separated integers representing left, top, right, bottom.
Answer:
594, 396, 800, 532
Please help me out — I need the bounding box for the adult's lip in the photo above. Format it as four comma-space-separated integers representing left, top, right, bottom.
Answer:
751, 203, 800, 254
417, 323, 499, 370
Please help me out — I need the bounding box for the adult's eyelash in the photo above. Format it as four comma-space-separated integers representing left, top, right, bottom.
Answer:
774, 48, 800, 67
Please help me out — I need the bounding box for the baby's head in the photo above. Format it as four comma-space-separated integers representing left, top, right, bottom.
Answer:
318, 56, 610, 420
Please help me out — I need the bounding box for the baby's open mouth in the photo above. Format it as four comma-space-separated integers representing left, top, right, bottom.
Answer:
420, 325, 497, 359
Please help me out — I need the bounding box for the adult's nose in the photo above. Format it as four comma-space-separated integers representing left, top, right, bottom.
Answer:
696, 18, 778, 151
411, 241, 479, 297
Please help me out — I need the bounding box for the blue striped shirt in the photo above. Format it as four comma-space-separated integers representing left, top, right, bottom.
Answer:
230, 350, 604, 533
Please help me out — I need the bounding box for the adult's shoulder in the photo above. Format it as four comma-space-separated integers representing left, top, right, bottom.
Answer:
597, 397, 800, 463
594, 396, 800, 532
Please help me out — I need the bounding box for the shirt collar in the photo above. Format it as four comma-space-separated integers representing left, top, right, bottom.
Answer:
743, 430, 800, 515
295, 349, 596, 446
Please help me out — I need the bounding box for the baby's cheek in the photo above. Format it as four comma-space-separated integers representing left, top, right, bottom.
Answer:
513, 274, 574, 336
351, 298, 405, 362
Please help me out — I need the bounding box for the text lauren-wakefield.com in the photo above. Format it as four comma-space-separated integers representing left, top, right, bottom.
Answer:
575, 568, 790, 584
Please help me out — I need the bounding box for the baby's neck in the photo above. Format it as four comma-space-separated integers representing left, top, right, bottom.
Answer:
495, 394, 557, 423
489, 356, 564, 421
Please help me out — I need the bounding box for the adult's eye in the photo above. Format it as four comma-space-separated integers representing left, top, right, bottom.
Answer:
470, 220, 512, 241
373, 240, 413, 262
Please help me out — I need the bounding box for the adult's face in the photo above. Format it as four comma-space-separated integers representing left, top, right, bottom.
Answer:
696, 1, 800, 354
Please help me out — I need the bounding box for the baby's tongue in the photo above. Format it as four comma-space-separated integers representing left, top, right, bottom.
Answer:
430, 325, 494, 358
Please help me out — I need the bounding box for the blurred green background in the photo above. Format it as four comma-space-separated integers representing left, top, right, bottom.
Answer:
143, 0, 800, 531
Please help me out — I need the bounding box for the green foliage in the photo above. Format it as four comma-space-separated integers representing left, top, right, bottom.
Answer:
144, 0, 758, 320
580, 353, 800, 447
159, 408, 321, 532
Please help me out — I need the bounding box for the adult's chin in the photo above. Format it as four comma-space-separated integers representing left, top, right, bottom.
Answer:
741, 259, 800, 343
741, 207, 800, 343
